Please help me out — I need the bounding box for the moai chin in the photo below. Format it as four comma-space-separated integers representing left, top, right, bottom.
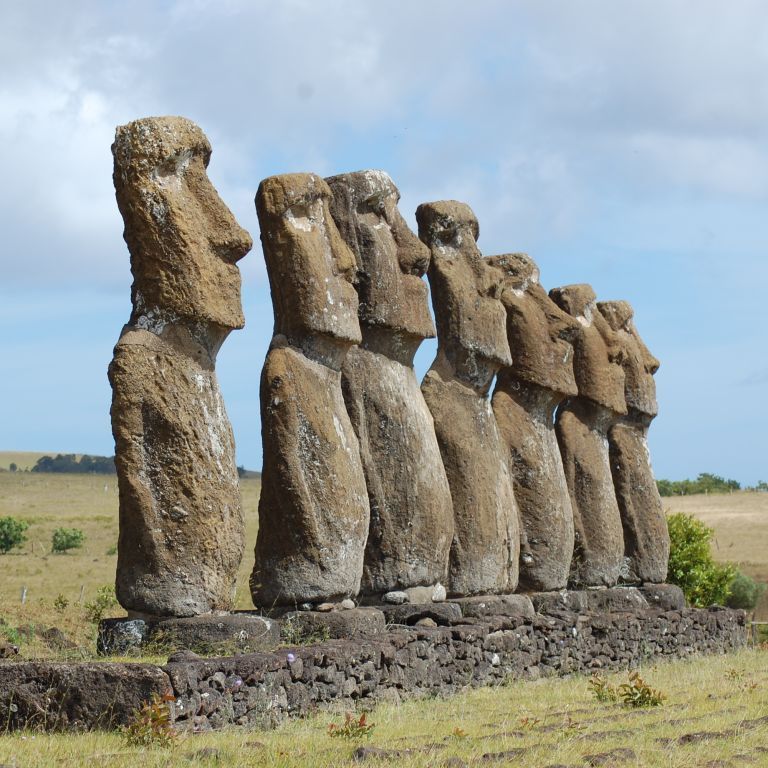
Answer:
487, 253, 579, 591
109, 116, 252, 617
549, 284, 627, 587
416, 201, 520, 596
598, 300, 669, 583
250, 173, 370, 607
326, 171, 454, 596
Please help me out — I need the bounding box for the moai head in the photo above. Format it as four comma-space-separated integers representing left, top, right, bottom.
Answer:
112, 117, 252, 340
256, 173, 361, 365
416, 201, 512, 394
487, 253, 579, 397
598, 300, 660, 418
326, 170, 434, 362
549, 284, 626, 414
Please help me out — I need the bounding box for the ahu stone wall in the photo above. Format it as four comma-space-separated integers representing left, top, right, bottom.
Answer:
0, 604, 747, 732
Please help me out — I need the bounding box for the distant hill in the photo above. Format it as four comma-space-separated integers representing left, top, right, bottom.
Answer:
0, 451, 59, 472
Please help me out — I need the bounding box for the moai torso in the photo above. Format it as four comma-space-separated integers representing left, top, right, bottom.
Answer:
598, 301, 669, 583
109, 116, 251, 617
326, 171, 453, 596
250, 173, 370, 607
417, 201, 520, 596
549, 284, 627, 587
488, 254, 579, 591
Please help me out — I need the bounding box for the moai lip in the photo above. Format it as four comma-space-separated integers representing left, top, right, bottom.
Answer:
598, 300, 669, 584
417, 200, 520, 597
251, 172, 370, 607
110, 116, 251, 617
550, 283, 626, 588
487, 253, 579, 591
327, 171, 454, 596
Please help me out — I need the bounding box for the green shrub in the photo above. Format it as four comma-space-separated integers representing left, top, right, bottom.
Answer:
726, 571, 766, 611
84, 584, 118, 623
51, 527, 85, 553
0, 516, 29, 553
666, 512, 735, 607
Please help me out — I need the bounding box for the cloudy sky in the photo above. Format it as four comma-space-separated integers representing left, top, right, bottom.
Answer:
2, 1, 767, 484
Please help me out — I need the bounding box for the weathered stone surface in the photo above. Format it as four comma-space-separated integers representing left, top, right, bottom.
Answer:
282, 608, 387, 639
98, 614, 280, 655
327, 171, 453, 596
550, 284, 626, 588
416, 201, 520, 596
110, 116, 251, 617
381, 602, 463, 626
584, 587, 649, 612
529, 590, 590, 614
450, 594, 535, 619
599, 300, 669, 584
0, 661, 170, 730
251, 173, 369, 607
639, 583, 686, 611
488, 253, 578, 591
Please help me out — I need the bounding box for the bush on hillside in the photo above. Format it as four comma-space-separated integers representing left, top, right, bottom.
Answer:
51, 527, 85, 553
657, 473, 740, 497
726, 571, 766, 611
32, 454, 116, 474
666, 512, 735, 607
0, 516, 29, 553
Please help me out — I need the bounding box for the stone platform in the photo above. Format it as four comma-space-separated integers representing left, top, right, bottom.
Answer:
1, 585, 744, 733
96, 586, 686, 656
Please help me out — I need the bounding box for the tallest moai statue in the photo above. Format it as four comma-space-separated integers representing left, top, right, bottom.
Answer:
109, 117, 252, 617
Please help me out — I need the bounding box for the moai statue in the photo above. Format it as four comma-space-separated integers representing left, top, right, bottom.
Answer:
109, 116, 251, 617
598, 301, 669, 583
416, 201, 520, 596
549, 285, 627, 587
326, 171, 454, 596
487, 254, 579, 591
250, 173, 370, 607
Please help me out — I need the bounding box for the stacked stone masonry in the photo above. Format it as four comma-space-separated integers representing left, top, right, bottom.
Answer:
0, 604, 747, 732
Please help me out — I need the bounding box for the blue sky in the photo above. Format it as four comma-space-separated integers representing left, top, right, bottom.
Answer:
1, 1, 767, 484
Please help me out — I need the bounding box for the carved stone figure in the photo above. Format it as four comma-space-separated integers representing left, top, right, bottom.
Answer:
326, 170, 453, 596
598, 301, 669, 583
109, 116, 251, 617
488, 253, 579, 591
549, 284, 627, 587
416, 201, 520, 596
250, 173, 370, 607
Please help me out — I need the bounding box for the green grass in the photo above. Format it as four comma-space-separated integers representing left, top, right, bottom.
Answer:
1, 649, 767, 767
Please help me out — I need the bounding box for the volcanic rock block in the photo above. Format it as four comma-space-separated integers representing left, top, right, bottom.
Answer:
599, 300, 669, 584
110, 116, 252, 617
326, 170, 453, 596
549, 284, 627, 588
488, 253, 579, 592
251, 173, 370, 607
416, 201, 520, 596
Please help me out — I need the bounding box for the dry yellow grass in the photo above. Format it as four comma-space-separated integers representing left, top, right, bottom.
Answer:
1, 648, 767, 767
0, 470, 261, 615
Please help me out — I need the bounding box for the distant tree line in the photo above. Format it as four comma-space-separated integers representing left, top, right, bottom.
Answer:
31, 454, 116, 474
656, 472, 740, 497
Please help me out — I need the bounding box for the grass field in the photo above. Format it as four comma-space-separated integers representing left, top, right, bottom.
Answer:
0, 461, 766, 659
1, 648, 767, 767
